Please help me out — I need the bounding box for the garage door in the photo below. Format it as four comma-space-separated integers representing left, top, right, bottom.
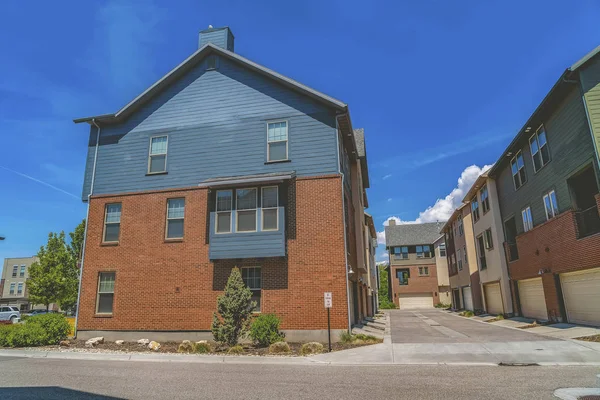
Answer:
484, 282, 504, 315
561, 268, 600, 327
398, 293, 433, 309
518, 278, 548, 321
462, 287, 474, 311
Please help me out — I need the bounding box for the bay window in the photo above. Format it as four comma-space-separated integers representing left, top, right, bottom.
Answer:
236, 188, 257, 232
216, 190, 233, 233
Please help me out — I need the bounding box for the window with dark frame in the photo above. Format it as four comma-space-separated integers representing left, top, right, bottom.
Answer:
439, 243, 446, 257
458, 214, 464, 236
511, 151, 527, 190
96, 272, 115, 314
396, 269, 409, 285
484, 228, 493, 249
9, 283, 15, 295
166, 198, 185, 239
530, 126, 550, 172
242, 267, 262, 312
17, 283, 23, 295
472, 199, 480, 222
480, 185, 490, 213
457, 248, 463, 270
103, 203, 122, 243
12, 265, 17, 278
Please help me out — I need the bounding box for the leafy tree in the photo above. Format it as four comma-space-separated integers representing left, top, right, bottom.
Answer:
211, 267, 255, 346
378, 263, 389, 302
68, 219, 86, 265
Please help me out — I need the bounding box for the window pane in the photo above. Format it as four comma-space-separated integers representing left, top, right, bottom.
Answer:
150, 136, 168, 154
99, 273, 115, 293
167, 219, 184, 238
511, 160, 518, 175
104, 224, 120, 242
237, 189, 257, 210
149, 154, 166, 173
416, 246, 423, 253
167, 198, 185, 219
267, 122, 288, 141
550, 191, 558, 213
262, 187, 278, 208
423, 245, 430, 252
538, 130, 547, 147
393, 247, 400, 254
544, 195, 552, 219
97, 293, 114, 314
517, 154, 524, 169
216, 212, 231, 233
541, 145, 550, 164
268, 142, 287, 161
106, 204, 121, 223
263, 208, 278, 230
216, 191, 232, 212
237, 210, 256, 231
529, 137, 539, 155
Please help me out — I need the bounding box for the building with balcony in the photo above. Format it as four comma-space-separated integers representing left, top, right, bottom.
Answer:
489, 45, 600, 326
73, 26, 370, 341
384, 221, 447, 309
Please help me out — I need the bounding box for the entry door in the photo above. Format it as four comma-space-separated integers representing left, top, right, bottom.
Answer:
462, 287, 474, 311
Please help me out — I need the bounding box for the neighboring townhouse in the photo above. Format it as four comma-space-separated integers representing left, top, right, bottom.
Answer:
433, 235, 451, 305
0, 257, 58, 311
462, 172, 513, 316
72, 26, 370, 342
384, 221, 446, 309
441, 204, 483, 311
364, 213, 379, 317
489, 46, 600, 326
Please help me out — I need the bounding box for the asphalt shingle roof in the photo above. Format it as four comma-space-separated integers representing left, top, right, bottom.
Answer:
384, 222, 445, 247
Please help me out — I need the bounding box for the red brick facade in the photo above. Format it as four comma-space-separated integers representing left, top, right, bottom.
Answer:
507, 194, 600, 321
77, 175, 350, 333
390, 264, 440, 305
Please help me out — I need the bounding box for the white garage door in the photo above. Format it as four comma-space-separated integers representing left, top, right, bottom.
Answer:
518, 278, 548, 321
462, 287, 474, 311
484, 282, 504, 315
398, 293, 433, 309
561, 268, 600, 327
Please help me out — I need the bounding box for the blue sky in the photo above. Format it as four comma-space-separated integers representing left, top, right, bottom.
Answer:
1, 1, 599, 265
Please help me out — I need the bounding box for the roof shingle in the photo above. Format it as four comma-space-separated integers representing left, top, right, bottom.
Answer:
384, 222, 445, 247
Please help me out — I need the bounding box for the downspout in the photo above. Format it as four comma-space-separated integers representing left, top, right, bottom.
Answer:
73, 118, 101, 337
336, 117, 352, 333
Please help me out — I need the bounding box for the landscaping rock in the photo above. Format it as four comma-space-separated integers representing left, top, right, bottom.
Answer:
85, 337, 104, 348
195, 340, 208, 344
137, 338, 150, 346
148, 341, 161, 351
115, 340, 125, 345
269, 341, 291, 354
59, 340, 70, 347
178, 340, 194, 353
300, 342, 324, 355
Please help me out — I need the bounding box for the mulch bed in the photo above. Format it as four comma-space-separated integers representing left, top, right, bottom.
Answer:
575, 334, 600, 342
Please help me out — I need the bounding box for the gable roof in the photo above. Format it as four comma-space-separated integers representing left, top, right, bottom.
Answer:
74, 43, 347, 125
384, 222, 445, 247
440, 203, 467, 233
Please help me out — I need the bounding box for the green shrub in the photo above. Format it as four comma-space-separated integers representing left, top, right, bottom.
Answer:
459, 310, 474, 318
299, 342, 324, 356
249, 314, 283, 347
0, 325, 18, 347
434, 303, 451, 309
194, 342, 211, 354
0, 314, 70, 348
227, 345, 244, 355
379, 299, 397, 309
354, 333, 378, 342
27, 314, 70, 344
177, 340, 194, 353
6, 324, 47, 347
496, 314, 504, 320
268, 341, 291, 354
340, 331, 354, 344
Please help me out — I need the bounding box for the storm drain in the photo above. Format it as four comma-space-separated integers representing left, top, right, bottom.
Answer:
498, 362, 539, 367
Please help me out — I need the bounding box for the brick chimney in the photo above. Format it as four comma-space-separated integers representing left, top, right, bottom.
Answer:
388, 219, 396, 226
198, 26, 234, 52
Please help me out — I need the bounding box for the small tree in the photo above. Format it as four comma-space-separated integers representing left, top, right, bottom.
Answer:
211, 267, 255, 346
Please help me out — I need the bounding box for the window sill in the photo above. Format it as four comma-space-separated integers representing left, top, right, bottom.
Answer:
264, 159, 291, 165
146, 171, 168, 176
164, 238, 184, 243
100, 242, 119, 247
94, 314, 113, 318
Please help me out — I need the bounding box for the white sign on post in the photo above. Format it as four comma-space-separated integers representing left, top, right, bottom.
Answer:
324, 292, 332, 308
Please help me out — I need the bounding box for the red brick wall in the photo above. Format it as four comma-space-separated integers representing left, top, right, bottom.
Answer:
390, 264, 440, 305
77, 175, 349, 332
509, 195, 600, 321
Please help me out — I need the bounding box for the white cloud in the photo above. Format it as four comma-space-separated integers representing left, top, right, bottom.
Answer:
378, 252, 389, 259
382, 174, 392, 180
376, 164, 492, 245
387, 198, 392, 202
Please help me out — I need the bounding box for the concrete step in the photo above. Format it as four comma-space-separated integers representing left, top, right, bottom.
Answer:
353, 324, 385, 336
351, 327, 384, 339
363, 320, 385, 330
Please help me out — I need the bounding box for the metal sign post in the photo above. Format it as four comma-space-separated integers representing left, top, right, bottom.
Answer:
324, 292, 332, 352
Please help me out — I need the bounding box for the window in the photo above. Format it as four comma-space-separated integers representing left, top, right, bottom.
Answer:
236, 188, 257, 232
267, 121, 288, 162
457, 215, 464, 236
511, 151, 527, 190
530, 127, 550, 172
522, 207, 533, 232
471, 199, 480, 222
9, 283, 15, 295
216, 190, 233, 233
394, 246, 408, 259
103, 203, 122, 243
416, 245, 432, 258
12, 265, 17, 278
242, 267, 262, 312
477, 235, 487, 270
484, 228, 493, 249
418, 266, 429, 276
480, 185, 490, 214
396, 269, 409, 285
19, 265, 25, 278
416, 246, 424, 258
439, 243, 446, 257
457, 248, 463, 271
543, 190, 559, 220
261, 187, 278, 231
17, 283, 23, 295
166, 198, 185, 239
96, 272, 115, 314
464, 246, 468, 265
148, 136, 168, 174
451, 254, 456, 272
206, 55, 217, 70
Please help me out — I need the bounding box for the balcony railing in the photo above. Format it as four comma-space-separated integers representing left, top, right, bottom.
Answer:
479, 256, 487, 270
575, 205, 600, 239
506, 242, 519, 262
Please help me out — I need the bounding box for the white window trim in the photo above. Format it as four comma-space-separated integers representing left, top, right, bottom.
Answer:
261, 186, 279, 231
17, 282, 23, 295
235, 188, 258, 233
543, 190, 558, 220
266, 120, 289, 162
103, 203, 122, 243
9, 283, 15, 295
530, 126, 549, 173
165, 198, 185, 239
96, 272, 115, 315
147, 135, 168, 174
12, 265, 17, 277
215, 190, 233, 234
511, 151, 526, 190
19, 265, 25, 277
480, 185, 490, 214
484, 228, 494, 249
522, 207, 533, 232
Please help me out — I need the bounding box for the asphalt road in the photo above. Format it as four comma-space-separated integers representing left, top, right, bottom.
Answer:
0, 356, 598, 399
389, 309, 556, 343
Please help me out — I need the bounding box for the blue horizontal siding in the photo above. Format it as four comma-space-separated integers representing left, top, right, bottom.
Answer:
82, 56, 338, 199
208, 207, 286, 259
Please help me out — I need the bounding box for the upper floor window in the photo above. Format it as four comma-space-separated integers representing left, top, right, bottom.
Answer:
457, 248, 463, 271
484, 228, 493, 249
450, 254, 456, 273
530, 127, 550, 172
166, 198, 185, 239
471, 199, 480, 222
416, 245, 431, 258
103, 203, 122, 243
19, 265, 25, 277
439, 243, 446, 257
511, 151, 526, 190
12, 265, 17, 278
9, 283, 15, 295
148, 136, 168, 174
216, 190, 233, 234
17, 283, 23, 295
418, 266, 429, 276
480, 185, 490, 214
522, 206, 533, 232
206, 55, 217, 70
457, 214, 464, 236
394, 246, 409, 260
543, 190, 558, 220
267, 121, 288, 162
261, 187, 278, 231
396, 269, 409, 285
236, 188, 257, 232
463, 245, 467, 264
